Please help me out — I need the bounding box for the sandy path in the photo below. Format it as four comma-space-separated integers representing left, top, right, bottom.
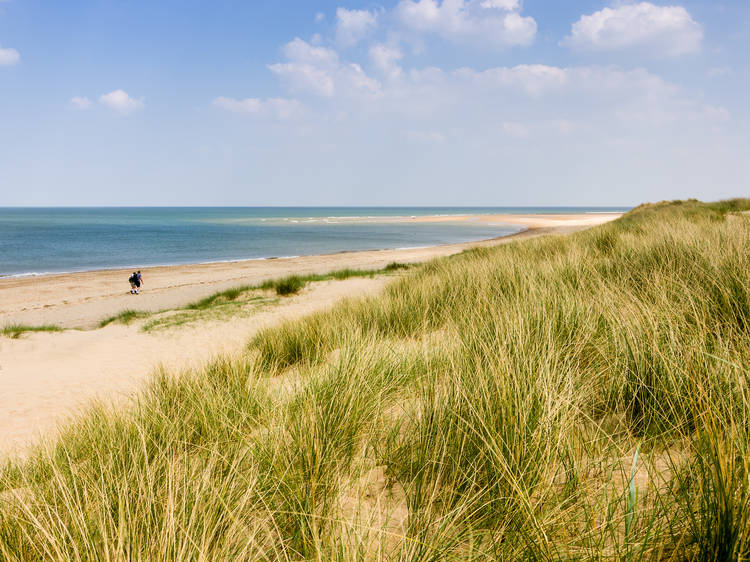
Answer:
0, 213, 621, 458
0, 277, 388, 458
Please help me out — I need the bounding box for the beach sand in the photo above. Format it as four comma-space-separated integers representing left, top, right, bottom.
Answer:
0, 213, 619, 456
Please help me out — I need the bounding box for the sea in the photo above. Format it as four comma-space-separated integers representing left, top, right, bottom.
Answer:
0, 207, 628, 278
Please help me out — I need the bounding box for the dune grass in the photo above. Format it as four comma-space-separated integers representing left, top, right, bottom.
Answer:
182, 262, 411, 307
1, 324, 63, 339
142, 295, 278, 332
184, 285, 257, 310
97, 263, 412, 331
97, 309, 152, 328
1, 200, 749, 559
256, 262, 412, 297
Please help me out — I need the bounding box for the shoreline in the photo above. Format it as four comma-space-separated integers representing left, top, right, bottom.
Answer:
0, 213, 621, 330
0, 212, 620, 280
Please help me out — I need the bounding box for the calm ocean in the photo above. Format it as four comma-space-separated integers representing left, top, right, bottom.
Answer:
0, 207, 628, 277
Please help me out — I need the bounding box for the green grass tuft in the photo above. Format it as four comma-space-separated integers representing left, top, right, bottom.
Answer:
184, 285, 255, 310
383, 261, 410, 272
97, 309, 151, 328
273, 275, 306, 295
1, 324, 63, 338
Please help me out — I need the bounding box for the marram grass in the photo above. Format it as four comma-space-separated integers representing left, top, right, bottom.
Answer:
94, 262, 412, 332
1, 324, 63, 338
1, 199, 749, 560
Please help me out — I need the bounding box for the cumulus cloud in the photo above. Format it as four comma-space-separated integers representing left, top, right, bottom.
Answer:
70, 96, 93, 109
459, 64, 569, 97
262, 35, 706, 130
252, 30, 719, 135
269, 62, 336, 96
369, 44, 404, 79
563, 2, 703, 56
215, 3, 724, 162
0, 45, 19, 65
282, 37, 340, 67
480, 0, 519, 8
268, 39, 340, 96
336, 7, 378, 47
394, 0, 537, 47
213, 96, 304, 120
99, 89, 144, 113
269, 38, 381, 99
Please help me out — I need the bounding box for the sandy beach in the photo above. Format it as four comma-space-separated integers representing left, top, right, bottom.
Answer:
0, 213, 619, 457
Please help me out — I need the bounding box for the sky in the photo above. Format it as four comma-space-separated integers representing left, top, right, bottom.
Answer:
0, 0, 748, 206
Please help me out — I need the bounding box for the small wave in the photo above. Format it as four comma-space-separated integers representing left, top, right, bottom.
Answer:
1, 271, 73, 279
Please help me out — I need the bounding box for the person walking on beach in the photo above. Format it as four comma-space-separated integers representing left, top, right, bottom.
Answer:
136, 270, 143, 293
128, 272, 138, 294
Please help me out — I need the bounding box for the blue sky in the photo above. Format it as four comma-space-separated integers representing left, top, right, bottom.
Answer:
0, 0, 748, 206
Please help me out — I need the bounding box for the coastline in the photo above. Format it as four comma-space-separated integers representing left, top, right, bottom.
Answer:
0, 213, 620, 330
0, 212, 620, 457
0, 211, 620, 280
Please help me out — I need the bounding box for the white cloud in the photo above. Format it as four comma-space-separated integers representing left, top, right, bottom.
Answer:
282, 37, 339, 67
0, 45, 19, 66
564, 2, 703, 56
70, 96, 92, 109
460, 64, 569, 97
394, 0, 537, 47
480, 0, 519, 9
369, 44, 403, 79
263, 38, 703, 130
336, 8, 378, 47
315, 12, 326, 23
217, 7, 726, 188
269, 38, 341, 95
213, 96, 304, 120
269, 38, 381, 99
99, 89, 144, 113
269, 62, 337, 97
258, 36, 719, 135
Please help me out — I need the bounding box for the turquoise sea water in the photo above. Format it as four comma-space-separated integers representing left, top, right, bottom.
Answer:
0, 207, 628, 277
